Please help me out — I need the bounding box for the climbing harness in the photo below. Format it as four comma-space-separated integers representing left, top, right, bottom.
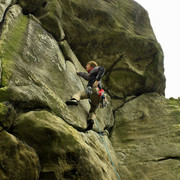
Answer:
94, 118, 121, 180
85, 86, 93, 95
99, 91, 108, 108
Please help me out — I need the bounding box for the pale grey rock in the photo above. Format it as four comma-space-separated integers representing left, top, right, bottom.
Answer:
18, 0, 165, 98
0, 4, 114, 132
111, 93, 180, 180
0, 1, 176, 180
0, 0, 12, 23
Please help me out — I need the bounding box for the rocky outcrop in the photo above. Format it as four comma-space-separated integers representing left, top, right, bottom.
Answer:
0, 0, 12, 23
111, 93, 180, 180
0, 130, 40, 180
18, 0, 165, 98
0, 0, 179, 180
13, 110, 117, 180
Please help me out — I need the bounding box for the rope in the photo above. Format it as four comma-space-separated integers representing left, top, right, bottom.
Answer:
94, 118, 121, 180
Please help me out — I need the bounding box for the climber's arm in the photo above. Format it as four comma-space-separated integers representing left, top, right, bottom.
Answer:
76, 71, 89, 81
87, 66, 106, 87
95, 66, 106, 81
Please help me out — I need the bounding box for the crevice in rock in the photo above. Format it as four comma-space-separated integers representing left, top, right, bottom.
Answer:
121, 156, 180, 167
0, 127, 3, 133
113, 103, 125, 113
107, 114, 116, 138
0, 3, 13, 37
157, 156, 180, 162
42, 1, 47, 8
105, 54, 124, 82
13, 101, 88, 133
12, 101, 50, 114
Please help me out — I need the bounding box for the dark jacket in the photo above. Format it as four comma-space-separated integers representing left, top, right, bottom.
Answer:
77, 66, 106, 88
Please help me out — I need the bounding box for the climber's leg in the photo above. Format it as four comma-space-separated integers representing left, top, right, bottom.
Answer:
86, 92, 101, 130
66, 91, 88, 105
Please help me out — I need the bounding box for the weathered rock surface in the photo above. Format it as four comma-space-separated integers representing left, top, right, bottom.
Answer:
0, 4, 114, 131
0, 130, 40, 180
18, 0, 165, 98
111, 93, 180, 180
0, 0, 12, 23
19, 0, 64, 40
0, 0, 178, 180
0, 102, 16, 130
13, 110, 118, 180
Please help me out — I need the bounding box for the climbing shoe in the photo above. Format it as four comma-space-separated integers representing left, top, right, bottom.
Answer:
66, 99, 79, 106
86, 119, 94, 131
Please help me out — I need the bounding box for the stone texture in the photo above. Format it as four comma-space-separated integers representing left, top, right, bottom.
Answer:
111, 93, 180, 180
0, 0, 177, 180
13, 110, 118, 180
19, 0, 65, 40
0, 102, 16, 130
0, 4, 114, 132
18, 0, 165, 98
0, 0, 12, 23
0, 5, 82, 129
0, 130, 40, 180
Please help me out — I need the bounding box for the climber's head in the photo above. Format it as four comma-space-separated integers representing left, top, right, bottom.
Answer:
86, 61, 98, 71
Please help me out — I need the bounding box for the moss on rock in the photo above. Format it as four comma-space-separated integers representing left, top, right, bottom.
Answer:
0, 6, 28, 86
0, 130, 40, 180
0, 102, 16, 130
13, 110, 118, 180
17, 0, 165, 98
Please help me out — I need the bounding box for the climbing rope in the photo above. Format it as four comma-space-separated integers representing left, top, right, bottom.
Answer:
94, 118, 121, 180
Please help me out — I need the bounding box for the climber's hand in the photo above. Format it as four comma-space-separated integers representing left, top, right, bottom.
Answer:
76, 70, 80, 74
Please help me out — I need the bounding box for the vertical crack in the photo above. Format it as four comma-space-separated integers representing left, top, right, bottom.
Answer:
157, 156, 180, 162
105, 54, 124, 82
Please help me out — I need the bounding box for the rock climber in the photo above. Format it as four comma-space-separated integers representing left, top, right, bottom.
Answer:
66, 61, 106, 131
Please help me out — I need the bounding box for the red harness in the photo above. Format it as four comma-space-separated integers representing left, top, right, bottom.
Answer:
98, 88, 104, 96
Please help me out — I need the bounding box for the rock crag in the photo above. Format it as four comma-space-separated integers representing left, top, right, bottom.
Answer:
0, 1, 179, 180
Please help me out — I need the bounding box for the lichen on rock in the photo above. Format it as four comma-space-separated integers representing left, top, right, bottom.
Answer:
0, 130, 40, 180
0, 0, 178, 179
111, 93, 180, 180
13, 110, 118, 180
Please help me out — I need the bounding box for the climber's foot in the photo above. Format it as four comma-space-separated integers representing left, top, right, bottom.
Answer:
86, 119, 94, 131
66, 99, 79, 106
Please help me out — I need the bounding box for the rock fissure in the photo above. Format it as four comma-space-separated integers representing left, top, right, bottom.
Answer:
105, 54, 124, 81
156, 156, 180, 162
0, 1, 12, 24
119, 156, 180, 167
0, 1, 179, 180
0, 127, 3, 132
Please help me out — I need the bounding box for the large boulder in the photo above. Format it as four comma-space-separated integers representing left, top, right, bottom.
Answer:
0, 4, 114, 130
18, 0, 64, 40
0, 1, 175, 180
111, 93, 180, 180
18, 0, 165, 98
13, 110, 119, 180
0, 130, 40, 180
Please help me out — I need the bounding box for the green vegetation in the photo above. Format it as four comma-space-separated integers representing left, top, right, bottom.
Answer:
168, 97, 180, 107
0, 87, 9, 102
0, 15, 28, 87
